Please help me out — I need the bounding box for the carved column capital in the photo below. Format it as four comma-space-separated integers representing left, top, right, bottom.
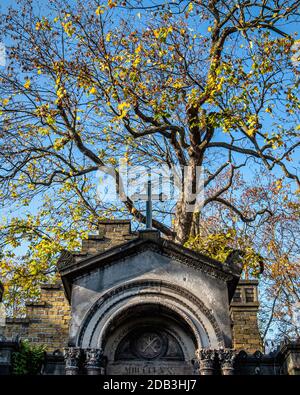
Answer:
195, 349, 216, 375
85, 348, 105, 375
218, 349, 237, 375
64, 347, 82, 375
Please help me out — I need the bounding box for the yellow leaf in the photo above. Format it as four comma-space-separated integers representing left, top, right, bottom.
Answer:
108, 0, 117, 8
62, 21, 75, 37
118, 102, 130, 111
132, 57, 141, 67
153, 29, 160, 38
53, 138, 65, 150
247, 128, 256, 136
89, 86, 97, 94
24, 79, 31, 89
208, 26, 212, 32
108, 157, 117, 165
95, 6, 104, 15
135, 44, 142, 54
106, 32, 112, 42
275, 180, 282, 190
117, 102, 131, 118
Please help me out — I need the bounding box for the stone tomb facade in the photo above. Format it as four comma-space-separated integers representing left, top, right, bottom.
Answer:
58, 222, 244, 375
3, 220, 300, 375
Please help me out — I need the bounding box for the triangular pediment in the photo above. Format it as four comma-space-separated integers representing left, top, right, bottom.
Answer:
58, 231, 242, 301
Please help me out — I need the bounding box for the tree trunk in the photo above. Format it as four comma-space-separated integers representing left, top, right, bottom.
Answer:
173, 200, 194, 244
173, 157, 201, 244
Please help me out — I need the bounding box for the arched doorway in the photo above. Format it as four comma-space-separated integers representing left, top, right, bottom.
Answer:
77, 280, 225, 374
103, 304, 198, 375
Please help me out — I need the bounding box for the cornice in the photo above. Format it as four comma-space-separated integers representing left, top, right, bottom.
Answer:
58, 237, 242, 301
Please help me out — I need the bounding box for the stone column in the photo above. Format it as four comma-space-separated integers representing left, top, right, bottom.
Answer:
230, 280, 263, 353
85, 348, 105, 375
280, 341, 300, 375
64, 347, 81, 375
218, 349, 237, 375
195, 349, 216, 375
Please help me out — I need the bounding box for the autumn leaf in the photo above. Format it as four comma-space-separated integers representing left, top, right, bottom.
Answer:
24, 79, 31, 89
95, 6, 104, 15
89, 86, 97, 95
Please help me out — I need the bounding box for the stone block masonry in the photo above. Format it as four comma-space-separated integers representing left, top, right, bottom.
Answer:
81, 219, 136, 255
230, 280, 263, 353
4, 283, 70, 352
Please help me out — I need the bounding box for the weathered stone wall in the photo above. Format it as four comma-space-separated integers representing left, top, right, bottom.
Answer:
81, 220, 136, 255
3, 318, 30, 339
4, 284, 70, 352
230, 280, 263, 353
280, 341, 300, 375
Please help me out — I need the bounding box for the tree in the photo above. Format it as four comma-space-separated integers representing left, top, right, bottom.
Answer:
185, 170, 300, 341
0, 0, 299, 326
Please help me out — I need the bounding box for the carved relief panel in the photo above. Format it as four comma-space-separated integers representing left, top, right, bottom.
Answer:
115, 327, 184, 362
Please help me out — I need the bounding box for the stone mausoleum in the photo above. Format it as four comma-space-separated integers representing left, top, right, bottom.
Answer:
1, 220, 300, 375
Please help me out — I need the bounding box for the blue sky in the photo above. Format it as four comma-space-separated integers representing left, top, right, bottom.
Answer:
0, 0, 299, 224
0, 0, 299, 340
0, 0, 299, 221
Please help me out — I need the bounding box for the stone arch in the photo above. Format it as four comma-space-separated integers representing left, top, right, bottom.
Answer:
99, 298, 201, 348
104, 303, 196, 364
77, 279, 225, 350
